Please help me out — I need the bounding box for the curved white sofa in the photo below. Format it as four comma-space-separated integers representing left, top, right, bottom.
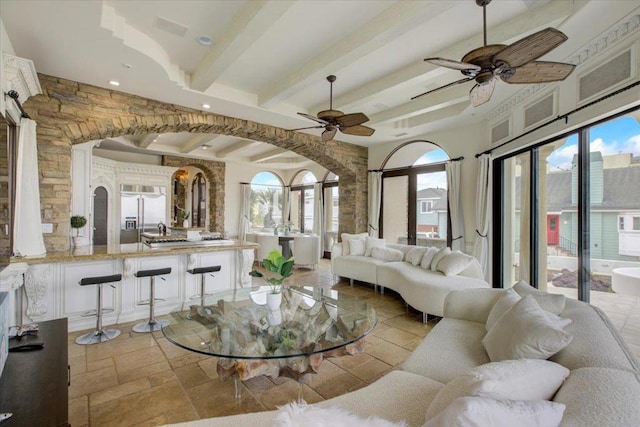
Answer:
166, 285, 640, 427
331, 242, 490, 317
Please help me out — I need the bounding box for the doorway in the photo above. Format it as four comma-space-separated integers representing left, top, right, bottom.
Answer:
93, 186, 108, 246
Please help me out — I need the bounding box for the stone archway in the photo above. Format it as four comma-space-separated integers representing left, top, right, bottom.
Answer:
25, 74, 368, 250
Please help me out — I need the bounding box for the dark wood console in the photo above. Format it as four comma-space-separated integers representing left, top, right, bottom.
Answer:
0, 318, 69, 426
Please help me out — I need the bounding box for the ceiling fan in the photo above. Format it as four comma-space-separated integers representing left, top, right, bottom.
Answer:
290, 75, 375, 142
412, 0, 575, 107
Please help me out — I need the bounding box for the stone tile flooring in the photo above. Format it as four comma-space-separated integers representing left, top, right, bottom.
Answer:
68, 260, 640, 426
68, 260, 434, 426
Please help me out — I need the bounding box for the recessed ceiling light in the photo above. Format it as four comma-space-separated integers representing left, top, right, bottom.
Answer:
122, 63, 132, 69
202, 103, 211, 109
196, 35, 213, 46
201, 145, 209, 150
108, 80, 120, 86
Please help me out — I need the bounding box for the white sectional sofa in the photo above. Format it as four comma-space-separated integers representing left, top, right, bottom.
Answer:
166, 284, 640, 427
331, 240, 489, 318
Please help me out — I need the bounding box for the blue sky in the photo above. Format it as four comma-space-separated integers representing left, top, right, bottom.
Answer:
547, 115, 640, 171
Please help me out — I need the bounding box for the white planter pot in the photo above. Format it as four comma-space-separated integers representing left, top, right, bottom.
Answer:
183, 219, 189, 228
266, 292, 282, 311
267, 309, 282, 326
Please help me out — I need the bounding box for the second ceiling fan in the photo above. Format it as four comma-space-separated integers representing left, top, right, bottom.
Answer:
412, 0, 576, 107
291, 75, 375, 142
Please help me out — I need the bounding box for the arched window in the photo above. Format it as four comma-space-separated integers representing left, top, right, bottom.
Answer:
380, 141, 450, 247
250, 171, 284, 230
191, 173, 206, 228
290, 170, 317, 233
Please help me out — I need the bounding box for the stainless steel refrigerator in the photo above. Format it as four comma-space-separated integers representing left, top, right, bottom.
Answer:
120, 184, 167, 244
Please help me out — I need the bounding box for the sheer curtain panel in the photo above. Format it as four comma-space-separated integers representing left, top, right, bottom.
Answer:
238, 183, 250, 241
446, 160, 464, 252
368, 171, 382, 237
473, 154, 492, 280
13, 118, 46, 256
313, 182, 323, 252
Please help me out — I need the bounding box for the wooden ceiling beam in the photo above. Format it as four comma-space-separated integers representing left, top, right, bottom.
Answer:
250, 148, 288, 163
214, 140, 255, 158
179, 135, 215, 153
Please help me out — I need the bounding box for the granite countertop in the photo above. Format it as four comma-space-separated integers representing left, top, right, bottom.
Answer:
10, 240, 259, 265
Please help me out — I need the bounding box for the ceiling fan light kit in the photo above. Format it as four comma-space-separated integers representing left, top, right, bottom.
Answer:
290, 75, 375, 142
413, 0, 575, 107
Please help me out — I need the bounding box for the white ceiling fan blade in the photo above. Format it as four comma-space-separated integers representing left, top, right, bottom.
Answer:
297, 112, 329, 125
469, 78, 496, 107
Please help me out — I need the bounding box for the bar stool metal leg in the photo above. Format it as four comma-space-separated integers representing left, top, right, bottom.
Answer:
133, 275, 169, 333
76, 282, 121, 345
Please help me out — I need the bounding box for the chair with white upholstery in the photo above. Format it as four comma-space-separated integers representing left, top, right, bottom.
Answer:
292, 235, 321, 270
256, 234, 282, 264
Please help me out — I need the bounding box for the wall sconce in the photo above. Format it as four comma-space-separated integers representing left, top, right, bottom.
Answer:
175, 169, 189, 185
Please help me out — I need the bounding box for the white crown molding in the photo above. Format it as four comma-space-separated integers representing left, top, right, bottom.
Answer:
93, 155, 178, 176
3, 53, 42, 101
487, 10, 640, 122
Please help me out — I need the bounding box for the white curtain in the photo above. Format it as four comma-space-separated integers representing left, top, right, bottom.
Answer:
446, 159, 464, 252
282, 186, 291, 224
313, 182, 323, 235
368, 171, 382, 237
13, 118, 46, 256
473, 154, 492, 280
238, 183, 251, 241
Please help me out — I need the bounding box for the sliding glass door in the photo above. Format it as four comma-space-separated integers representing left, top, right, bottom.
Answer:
495, 108, 640, 306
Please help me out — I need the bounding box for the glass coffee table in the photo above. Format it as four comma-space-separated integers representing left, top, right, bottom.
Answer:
162, 285, 377, 399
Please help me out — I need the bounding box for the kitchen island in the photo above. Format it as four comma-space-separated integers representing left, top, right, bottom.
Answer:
6, 240, 258, 332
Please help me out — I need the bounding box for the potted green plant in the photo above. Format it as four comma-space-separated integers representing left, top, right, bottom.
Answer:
70, 215, 87, 247
249, 249, 294, 310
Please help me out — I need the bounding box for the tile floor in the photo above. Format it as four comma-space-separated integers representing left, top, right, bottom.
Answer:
67, 260, 434, 426
68, 260, 640, 426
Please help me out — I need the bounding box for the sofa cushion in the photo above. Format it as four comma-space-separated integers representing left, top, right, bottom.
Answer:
420, 247, 439, 269
425, 359, 569, 420
437, 250, 474, 276
425, 397, 565, 427
406, 247, 427, 266
318, 370, 444, 427
550, 298, 640, 371
402, 318, 490, 384
372, 247, 404, 262
553, 368, 640, 427
350, 238, 366, 256
457, 258, 484, 280
430, 247, 451, 272
482, 296, 573, 362
333, 255, 387, 284
341, 232, 368, 255
365, 237, 386, 257
513, 280, 566, 315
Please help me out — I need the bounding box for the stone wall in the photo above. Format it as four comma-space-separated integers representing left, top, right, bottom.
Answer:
22, 74, 368, 251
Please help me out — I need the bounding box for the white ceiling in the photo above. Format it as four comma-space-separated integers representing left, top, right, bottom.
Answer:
1, 0, 635, 168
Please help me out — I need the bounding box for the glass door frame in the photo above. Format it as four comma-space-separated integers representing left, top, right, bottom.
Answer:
380, 162, 449, 246
290, 183, 314, 233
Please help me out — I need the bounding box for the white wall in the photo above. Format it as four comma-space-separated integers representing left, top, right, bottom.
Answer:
369, 122, 491, 252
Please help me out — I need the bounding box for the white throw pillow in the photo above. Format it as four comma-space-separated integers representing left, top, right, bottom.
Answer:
341, 232, 368, 256
424, 397, 565, 427
420, 247, 439, 269
275, 400, 407, 427
349, 238, 366, 256
430, 247, 451, 272
485, 288, 521, 331
482, 295, 573, 362
365, 236, 386, 257
425, 359, 570, 420
458, 259, 484, 280
437, 250, 474, 276
371, 246, 404, 262
513, 280, 566, 315
406, 247, 427, 266
486, 288, 572, 332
